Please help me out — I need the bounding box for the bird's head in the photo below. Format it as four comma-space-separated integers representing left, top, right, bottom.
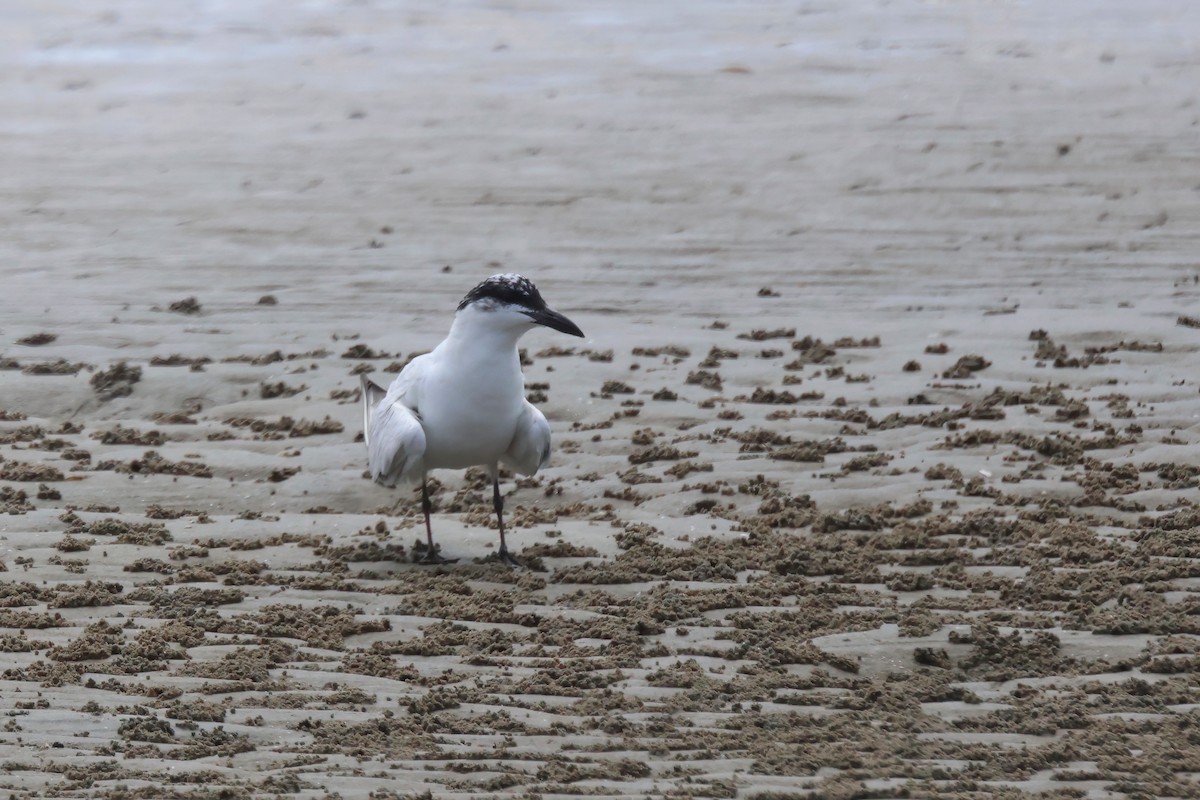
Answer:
456, 273, 585, 338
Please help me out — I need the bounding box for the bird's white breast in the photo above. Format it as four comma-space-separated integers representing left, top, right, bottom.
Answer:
416, 346, 525, 470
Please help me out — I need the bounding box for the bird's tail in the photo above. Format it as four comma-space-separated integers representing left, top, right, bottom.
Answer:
360, 374, 388, 448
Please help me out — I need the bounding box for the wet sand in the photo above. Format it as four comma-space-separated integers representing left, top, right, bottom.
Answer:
2, 0, 1200, 797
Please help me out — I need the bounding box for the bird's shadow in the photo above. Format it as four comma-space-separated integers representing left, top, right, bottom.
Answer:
402, 538, 546, 572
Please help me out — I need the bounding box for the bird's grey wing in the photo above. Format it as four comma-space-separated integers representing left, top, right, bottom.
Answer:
363, 365, 427, 487
367, 399, 426, 487
502, 401, 552, 476
360, 374, 389, 449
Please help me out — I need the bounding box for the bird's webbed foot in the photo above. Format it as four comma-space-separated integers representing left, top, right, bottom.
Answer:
483, 545, 525, 569
412, 540, 457, 565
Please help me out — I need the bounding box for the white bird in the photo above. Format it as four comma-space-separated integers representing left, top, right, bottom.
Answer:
360, 274, 584, 564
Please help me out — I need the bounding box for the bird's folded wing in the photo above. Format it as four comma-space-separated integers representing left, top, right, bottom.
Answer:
502, 401, 552, 476
366, 397, 427, 487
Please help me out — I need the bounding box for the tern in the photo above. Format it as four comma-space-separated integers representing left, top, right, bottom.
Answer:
360, 274, 584, 564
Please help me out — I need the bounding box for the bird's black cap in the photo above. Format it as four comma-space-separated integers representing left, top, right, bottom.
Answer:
458, 273, 546, 312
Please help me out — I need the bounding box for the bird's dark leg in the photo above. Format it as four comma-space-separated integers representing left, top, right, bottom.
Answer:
417, 480, 454, 564
493, 474, 522, 567
421, 481, 434, 549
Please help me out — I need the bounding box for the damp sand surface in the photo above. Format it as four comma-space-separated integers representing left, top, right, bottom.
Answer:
2, 1, 1200, 798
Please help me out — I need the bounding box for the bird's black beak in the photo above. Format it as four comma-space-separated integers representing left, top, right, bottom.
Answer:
526, 308, 584, 338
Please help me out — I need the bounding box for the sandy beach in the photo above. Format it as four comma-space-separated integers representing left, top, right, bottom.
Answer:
2, 0, 1200, 797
